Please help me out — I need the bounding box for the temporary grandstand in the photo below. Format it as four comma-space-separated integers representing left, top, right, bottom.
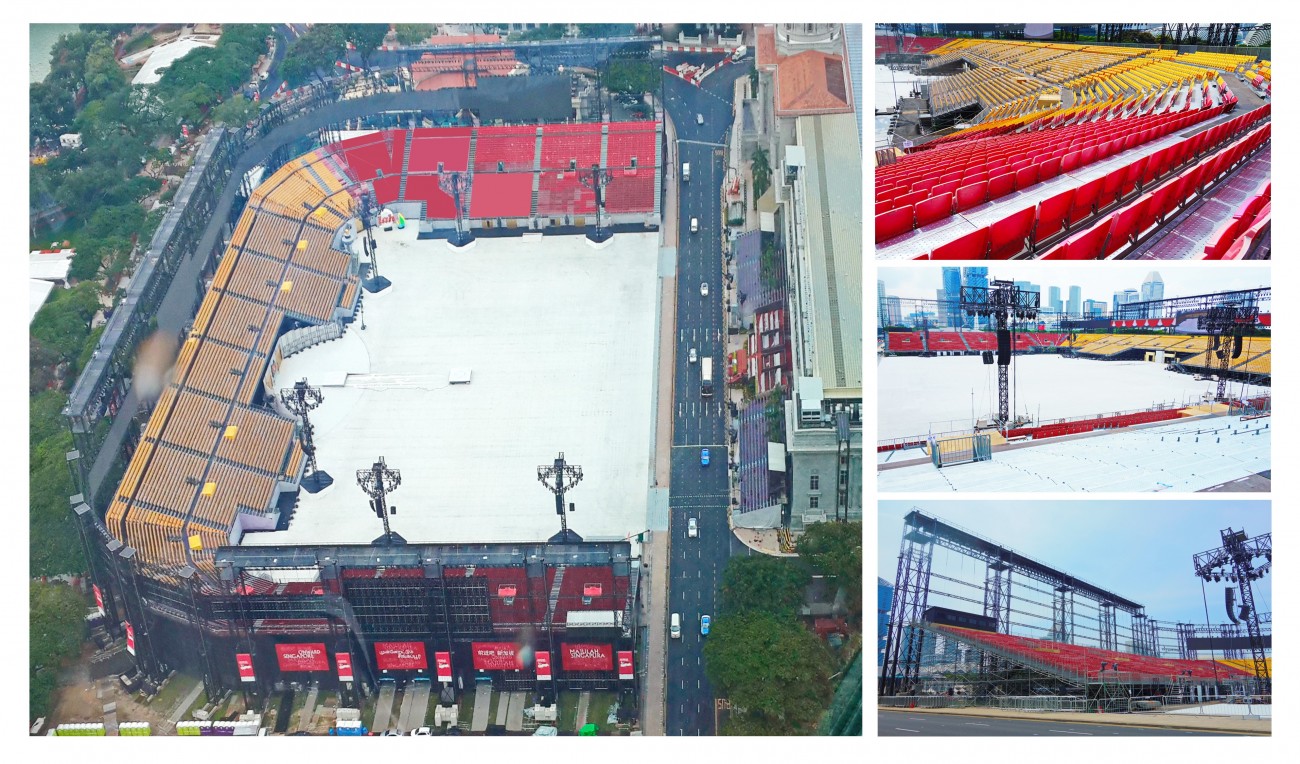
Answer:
73, 118, 662, 702
880, 507, 1272, 711
876, 282, 1270, 492
875, 34, 1271, 260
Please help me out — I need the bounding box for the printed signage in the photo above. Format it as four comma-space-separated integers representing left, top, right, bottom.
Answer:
471, 642, 523, 671
275, 642, 329, 672
236, 653, 256, 683
377, 208, 396, 230
435, 651, 452, 683
124, 622, 135, 656
561, 643, 613, 672
336, 653, 354, 683
617, 651, 634, 680
535, 651, 552, 681
92, 584, 105, 617
375, 641, 428, 671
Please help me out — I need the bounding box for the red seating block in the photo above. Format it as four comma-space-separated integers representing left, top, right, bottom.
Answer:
1014, 165, 1039, 191
1033, 188, 1076, 244
930, 227, 990, 260
1037, 156, 1062, 180
1068, 177, 1104, 225
987, 172, 1016, 201
876, 206, 915, 243
1041, 219, 1110, 260
931, 179, 961, 198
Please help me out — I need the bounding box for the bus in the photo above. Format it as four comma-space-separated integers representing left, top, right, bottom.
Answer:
701, 357, 713, 397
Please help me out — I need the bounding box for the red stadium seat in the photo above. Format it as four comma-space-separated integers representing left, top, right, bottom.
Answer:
1104, 198, 1149, 256
1132, 191, 1160, 234
988, 207, 1035, 259
1014, 165, 1039, 191
987, 172, 1016, 201
931, 180, 961, 198
1068, 177, 1104, 225
1098, 168, 1127, 207
1037, 156, 1062, 181
914, 193, 954, 228
1033, 188, 1075, 244
1040, 219, 1110, 260
1059, 151, 1083, 174
930, 227, 990, 260
876, 206, 915, 243
955, 181, 989, 212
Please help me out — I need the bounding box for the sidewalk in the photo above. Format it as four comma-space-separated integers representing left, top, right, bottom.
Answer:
640, 529, 670, 735
883, 706, 1271, 735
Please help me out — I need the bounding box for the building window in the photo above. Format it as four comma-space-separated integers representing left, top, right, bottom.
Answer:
810, 474, 819, 491
809, 495, 819, 509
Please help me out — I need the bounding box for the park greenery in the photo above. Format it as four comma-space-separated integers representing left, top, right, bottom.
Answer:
30, 581, 89, 719
280, 24, 388, 87
602, 59, 660, 95
704, 521, 863, 734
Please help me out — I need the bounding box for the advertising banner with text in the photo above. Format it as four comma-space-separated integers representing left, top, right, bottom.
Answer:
375, 641, 428, 670
275, 642, 329, 672
561, 643, 612, 671
236, 653, 256, 682
471, 642, 523, 671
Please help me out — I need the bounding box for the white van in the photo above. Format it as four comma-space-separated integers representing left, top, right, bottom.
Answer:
670, 613, 681, 639
696, 113, 704, 125
682, 162, 690, 182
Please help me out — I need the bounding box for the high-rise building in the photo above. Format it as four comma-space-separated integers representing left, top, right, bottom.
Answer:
1141, 271, 1164, 303
1067, 285, 1082, 317
962, 267, 988, 328
941, 267, 963, 328
886, 296, 903, 326
1083, 299, 1106, 318
1047, 285, 1062, 314
878, 279, 887, 328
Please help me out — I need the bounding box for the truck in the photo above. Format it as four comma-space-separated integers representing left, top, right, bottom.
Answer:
701, 357, 713, 397
682, 162, 690, 182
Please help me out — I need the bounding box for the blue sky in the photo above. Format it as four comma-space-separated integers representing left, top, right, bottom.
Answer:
878, 500, 1272, 642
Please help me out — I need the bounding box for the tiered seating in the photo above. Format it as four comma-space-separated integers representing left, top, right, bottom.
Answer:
1176, 51, 1257, 71
468, 173, 533, 218
874, 35, 950, 58
604, 125, 657, 213
536, 125, 603, 216
962, 332, 996, 351
405, 127, 471, 173
934, 625, 1254, 681
334, 130, 407, 182
929, 65, 1043, 115
927, 331, 968, 352
403, 174, 458, 218
885, 332, 924, 352
474, 125, 538, 172
1204, 181, 1271, 260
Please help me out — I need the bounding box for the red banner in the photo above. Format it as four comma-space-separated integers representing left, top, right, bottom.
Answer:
236, 653, 256, 683
276, 642, 329, 672
93, 584, 105, 616
336, 653, 354, 683
535, 651, 552, 681
561, 643, 612, 671
435, 651, 452, 683
375, 641, 427, 670
617, 650, 634, 680
125, 621, 135, 656
471, 641, 523, 671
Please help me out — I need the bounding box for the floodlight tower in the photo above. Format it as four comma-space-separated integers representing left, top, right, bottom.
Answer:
357, 457, 404, 545
578, 163, 613, 243
537, 451, 584, 543
960, 280, 1040, 427
1193, 528, 1271, 690
1197, 303, 1258, 401
438, 170, 473, 247
280, 378, 332, 492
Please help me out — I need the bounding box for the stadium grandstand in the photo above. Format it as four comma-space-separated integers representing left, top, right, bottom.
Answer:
876, 279, 1270, 492
69, 107, 664, 715
875, 27, 1271, 260
880, 507, 1272, 714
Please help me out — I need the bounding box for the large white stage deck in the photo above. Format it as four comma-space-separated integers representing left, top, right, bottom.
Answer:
244, 228, 661, 546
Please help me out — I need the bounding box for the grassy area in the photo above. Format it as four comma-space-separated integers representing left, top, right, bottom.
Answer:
361, 697, 377, 731
457, 686, 476, 727
182, 689, 209, 721
557, 691, 580, 732
586, 691, 618, 733
146, 672, 198, 713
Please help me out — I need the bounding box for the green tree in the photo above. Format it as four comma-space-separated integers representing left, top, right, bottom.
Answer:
720, 554, 809, 618
603, 58, 659, 94
337, 24, 389, 69
796, 521, 863, 617
84, 38, 127, 101
750, 146, 772, 210
30, 581, 88, 718
281, 25, 343, 86
703, 611, 836, 734
213, 94, 260, 128
395, 24, 435, 46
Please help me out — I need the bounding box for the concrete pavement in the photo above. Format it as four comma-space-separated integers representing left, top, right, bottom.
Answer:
879, 708, 1268, 736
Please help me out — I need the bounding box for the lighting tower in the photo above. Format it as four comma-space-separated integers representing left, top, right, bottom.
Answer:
960, 279, 1040, 426
280, 378, 332, 492
1197, 303, 1258, 401
357, 457, 404, 545
1193, 528, 1271, 690
438, 170, 473, 247
578, 163, 613, 243
537, 451, 583, 543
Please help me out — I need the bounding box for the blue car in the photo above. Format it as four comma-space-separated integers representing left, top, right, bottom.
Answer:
700, 448, 710, 466
700, 615, 711, 636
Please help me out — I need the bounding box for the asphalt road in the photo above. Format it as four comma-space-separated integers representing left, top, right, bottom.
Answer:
877, 710, 1242, 737
662, 52, 748, 737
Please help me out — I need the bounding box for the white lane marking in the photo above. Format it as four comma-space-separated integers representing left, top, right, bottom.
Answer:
1049, 729, 1093, 735
894, 727, 920, 733
965, 722, 989, 726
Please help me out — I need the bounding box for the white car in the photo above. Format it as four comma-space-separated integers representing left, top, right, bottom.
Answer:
696, 113, 704, 125
411, 727, 432, 736
700, 282, 709, 297
687, 517, 698, 537
690, 217, 699, 233
688, 347, 697, 363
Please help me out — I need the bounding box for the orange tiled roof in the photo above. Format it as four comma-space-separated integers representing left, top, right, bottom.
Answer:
774, 50, 853, 116
755, 25, 778, 69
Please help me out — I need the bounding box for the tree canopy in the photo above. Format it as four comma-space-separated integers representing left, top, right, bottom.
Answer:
30, 581, 87, 718
603, 59, 660, 95
394, 24, 434, 46
720, 554, 809, 618
796, 521, 863, 615
703, 611, 836, 734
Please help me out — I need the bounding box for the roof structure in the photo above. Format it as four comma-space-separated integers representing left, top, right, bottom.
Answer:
796, 113, 862, 394
29, 279, 55, 324
131, 37, 219, 86
776, 50, 855, 116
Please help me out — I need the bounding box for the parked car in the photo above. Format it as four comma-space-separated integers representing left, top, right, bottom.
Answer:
411, 727, 432, 736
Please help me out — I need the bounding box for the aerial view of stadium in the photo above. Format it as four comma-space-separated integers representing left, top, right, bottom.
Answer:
874, 23, 1271, 260
28, 23, 863, 737
878, 501, 1271, 736
877, 266, 1270, 492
